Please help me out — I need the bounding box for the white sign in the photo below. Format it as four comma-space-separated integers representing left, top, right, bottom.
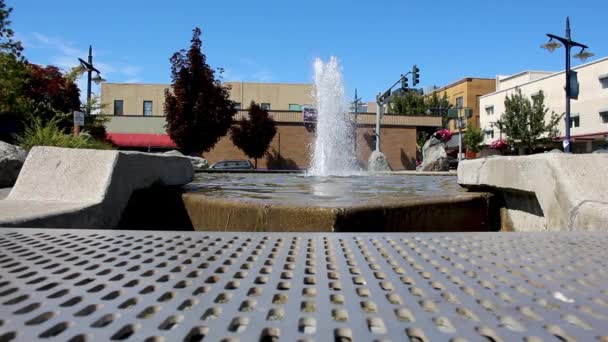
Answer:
73, 111, 84, 126
562, 140, 570, 149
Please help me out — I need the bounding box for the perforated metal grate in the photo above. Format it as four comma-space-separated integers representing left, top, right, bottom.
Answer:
1, 229, 608, 341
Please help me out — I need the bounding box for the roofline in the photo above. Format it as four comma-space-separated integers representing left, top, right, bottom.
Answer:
497, 70, 554, 82
480, 55, 608, 99
426, 77, 495, 95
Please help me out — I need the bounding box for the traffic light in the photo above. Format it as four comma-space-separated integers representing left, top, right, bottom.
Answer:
401, 74, 408, 89
412, 65, 420, 86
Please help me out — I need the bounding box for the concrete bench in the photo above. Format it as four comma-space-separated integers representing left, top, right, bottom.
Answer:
458, 153, 608, 231
0, 146, 193, 228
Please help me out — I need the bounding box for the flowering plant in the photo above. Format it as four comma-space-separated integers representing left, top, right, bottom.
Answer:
491, 139, 508, 149
434, 129, 453, 142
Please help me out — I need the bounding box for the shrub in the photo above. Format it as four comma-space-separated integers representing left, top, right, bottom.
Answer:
16, 115, 112, 150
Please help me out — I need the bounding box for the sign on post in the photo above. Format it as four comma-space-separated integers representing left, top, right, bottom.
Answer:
73, 111, 85, 126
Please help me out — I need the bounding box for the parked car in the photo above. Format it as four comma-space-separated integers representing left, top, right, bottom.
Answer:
210, 159, 254, 170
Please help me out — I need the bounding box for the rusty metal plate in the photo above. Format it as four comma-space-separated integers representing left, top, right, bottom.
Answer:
1, 228, 608, 341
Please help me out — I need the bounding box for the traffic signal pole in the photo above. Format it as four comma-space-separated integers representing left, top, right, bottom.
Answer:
375, 65, 419, 153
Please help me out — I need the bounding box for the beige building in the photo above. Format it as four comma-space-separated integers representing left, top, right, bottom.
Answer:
479, 56, 608, 153
100, 82, 441, 170
101, 82, 313, 116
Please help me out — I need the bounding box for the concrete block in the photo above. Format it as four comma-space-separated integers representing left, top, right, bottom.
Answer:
458, 154, 608, 231
0, 146, 193, 228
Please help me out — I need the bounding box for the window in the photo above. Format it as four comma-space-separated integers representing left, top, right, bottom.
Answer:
234, 102, 241, 110
600, 111, 608, 123
289, 104, 301, 111
569, 115, 580, 128
143, 101, 153, 116
114, 100, 124, 116
485, 129, 494, 139
485, 106, 494, 116
455, 96, 463, 109
599, 76, 608, 89
261, 103, 271, 110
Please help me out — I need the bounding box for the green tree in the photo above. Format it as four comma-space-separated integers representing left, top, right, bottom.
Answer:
0, 0, 26, 141
230, 101, 277, 168
496, 88, 562, 154
390, 91, 426, 115
164, 27, 236, 154
0, 0, 23, 59
463, 126, 484, 154
424, 92, 452, 128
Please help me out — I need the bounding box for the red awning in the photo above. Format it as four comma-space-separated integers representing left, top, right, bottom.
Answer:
106, 133, 177, 148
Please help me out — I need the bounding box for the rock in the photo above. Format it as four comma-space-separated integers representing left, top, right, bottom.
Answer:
163, 150, 209, 170
419, 137, 449, 171
0, 141, 27, 187
367, 150, 391, 171
0, 146, 193, 228
458, 154, 608, 231
593, 149, 608, 154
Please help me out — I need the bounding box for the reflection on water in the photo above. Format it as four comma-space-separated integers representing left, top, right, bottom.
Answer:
186, 173, 464, 208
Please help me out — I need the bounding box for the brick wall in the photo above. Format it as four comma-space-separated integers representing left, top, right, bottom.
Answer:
204, 123, 418, 170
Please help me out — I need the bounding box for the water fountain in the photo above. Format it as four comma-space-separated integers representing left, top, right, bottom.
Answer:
308, 57, 359, 176
181, 58, 494, 232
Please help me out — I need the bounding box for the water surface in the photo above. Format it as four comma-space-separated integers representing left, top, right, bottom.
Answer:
186, 173, 463, 208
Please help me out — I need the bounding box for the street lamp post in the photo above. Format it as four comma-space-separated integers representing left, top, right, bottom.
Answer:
541, 17, 593, 153
78, 45, 104, 116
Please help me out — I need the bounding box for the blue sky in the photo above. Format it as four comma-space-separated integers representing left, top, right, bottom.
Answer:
11, 0, 608, 103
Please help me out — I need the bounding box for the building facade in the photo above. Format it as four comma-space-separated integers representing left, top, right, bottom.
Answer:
425, 78, 496, 131
479, 56, 608, 153
100, 82, 441, 170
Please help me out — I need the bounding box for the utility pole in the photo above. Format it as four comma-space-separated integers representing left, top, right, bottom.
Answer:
376, 66, 418, 152
353, 89, 362, 153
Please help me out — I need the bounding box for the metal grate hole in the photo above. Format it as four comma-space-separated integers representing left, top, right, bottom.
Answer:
25, 311, 55, 325
91, 314, 116, 328
74, 304, 98, 317
110, 324, 139, 340
184, 326, 209, 342
39, 322, 70, 338
13, 302, 40, 315
0, 331, 16, 342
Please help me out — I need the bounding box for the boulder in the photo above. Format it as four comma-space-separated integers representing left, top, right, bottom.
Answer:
0, 141, 27, 187
164, 150, 209, 170
458, 154, 608, 231
0, 146, 193, 228
367, 150, 391, 171
419, 137, 449, 171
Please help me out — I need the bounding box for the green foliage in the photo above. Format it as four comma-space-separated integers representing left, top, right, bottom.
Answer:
230, 101, 277, 168
0, 0, 23, 59
424, 92, 452, 128
390, 90, 452, 128
463, 126, 484, 153
390, 91, 426, 115
496, 88, 563, 153
164, 27, 236, 154
16, 115, 112, 150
